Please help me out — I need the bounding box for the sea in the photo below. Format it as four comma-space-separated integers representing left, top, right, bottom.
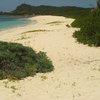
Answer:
0, 15, 31, 30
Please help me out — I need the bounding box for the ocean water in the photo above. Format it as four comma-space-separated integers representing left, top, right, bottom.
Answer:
0, 16, 31, 30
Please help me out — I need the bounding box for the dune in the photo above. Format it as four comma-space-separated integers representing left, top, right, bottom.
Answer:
0, 15, 100, 100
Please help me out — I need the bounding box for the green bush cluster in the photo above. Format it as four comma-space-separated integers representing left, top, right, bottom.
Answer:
0, 41, 54, 80
73, 8, 100, 46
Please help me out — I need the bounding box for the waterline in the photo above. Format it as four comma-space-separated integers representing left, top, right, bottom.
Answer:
0, 16, 32, 30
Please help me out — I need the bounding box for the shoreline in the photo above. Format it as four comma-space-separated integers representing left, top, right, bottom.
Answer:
0, 16, 37, 32
0, 15, 100, 100
0, 14, 35, 18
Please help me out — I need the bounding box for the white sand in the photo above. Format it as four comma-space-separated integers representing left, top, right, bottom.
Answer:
0, 15, 100, 100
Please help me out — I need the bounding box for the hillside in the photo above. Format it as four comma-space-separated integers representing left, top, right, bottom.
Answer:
12, 4, 90, 18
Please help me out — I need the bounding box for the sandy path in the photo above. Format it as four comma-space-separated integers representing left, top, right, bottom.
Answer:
0, 15, 100, 100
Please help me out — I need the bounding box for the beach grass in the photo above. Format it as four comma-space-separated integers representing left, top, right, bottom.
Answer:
21, 29, 51, 34
46, 21, 64, 25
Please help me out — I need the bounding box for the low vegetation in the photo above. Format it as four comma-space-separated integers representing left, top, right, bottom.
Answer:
72, 3, 100, 46
0, 41, 54, 80
47, 21, 63, 24
21, 30, 51, 34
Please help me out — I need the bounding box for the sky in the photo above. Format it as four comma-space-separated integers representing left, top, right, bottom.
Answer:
0, 0, 97, 12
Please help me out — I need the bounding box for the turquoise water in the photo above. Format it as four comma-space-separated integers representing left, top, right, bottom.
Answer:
0, 16, 31, 30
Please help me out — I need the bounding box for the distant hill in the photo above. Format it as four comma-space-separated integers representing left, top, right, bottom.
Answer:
12, 4, 33, 15
11, 3, 90, 17
0, 3, 91, 19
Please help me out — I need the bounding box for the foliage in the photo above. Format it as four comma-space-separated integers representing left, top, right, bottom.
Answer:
0, 41, 54, 80
73, 8, 100, 46
72, 1, 100, 46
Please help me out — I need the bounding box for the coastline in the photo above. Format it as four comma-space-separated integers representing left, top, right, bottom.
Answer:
0, 16, 36, 32
0, 15, 100, 100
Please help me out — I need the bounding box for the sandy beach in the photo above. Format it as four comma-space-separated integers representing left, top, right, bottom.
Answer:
0, 15, 100, 100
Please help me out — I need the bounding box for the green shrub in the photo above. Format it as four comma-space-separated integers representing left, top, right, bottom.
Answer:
35, 52, 54, 73
0, 41, 54, 80
73, 8, 100, 46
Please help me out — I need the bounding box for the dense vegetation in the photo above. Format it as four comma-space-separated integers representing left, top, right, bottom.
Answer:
73, 1, 100, 46
0, 41, 54, 80
73, 12, 100, 46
